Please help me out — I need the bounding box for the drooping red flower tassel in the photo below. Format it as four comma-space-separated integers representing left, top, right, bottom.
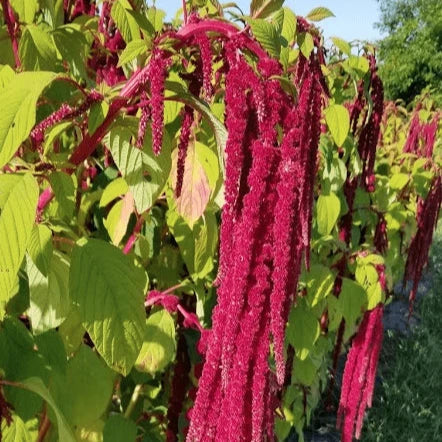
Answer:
337, 305, 384, 442
175, 106, 194, 197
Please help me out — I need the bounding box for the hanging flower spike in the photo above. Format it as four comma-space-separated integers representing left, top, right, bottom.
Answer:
338, 306, 384, 442
136, 91, 151, 149
195, 34, 213, 100
422, 112, 439, 158
148, 50, 171, 155
175, 106, 194, 197
374, 214, 388, 254
403, 108, 422, 154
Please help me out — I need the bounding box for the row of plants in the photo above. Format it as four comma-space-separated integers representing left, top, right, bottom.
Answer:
0, 0, 440, 441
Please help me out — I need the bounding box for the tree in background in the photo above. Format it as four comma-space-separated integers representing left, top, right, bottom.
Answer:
376, 0, 442, 104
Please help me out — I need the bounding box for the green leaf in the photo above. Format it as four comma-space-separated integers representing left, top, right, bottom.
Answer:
287, 303, 320, 360
250, 0, 284, 19
338, 278, 366, 324
0, 173, 22, 207
1, 414, 34, 442
70, 238, 147, 375
88, 101, 109, 134
106, 126, 171, 213
19, 25, 58, 71
60, 345, 114, 426
10, 0, 38, 23
103, 415, 137, 442
298, 32, 314, 59
249, 19, 281, 58
316, 192, 341, 236
100, 178, 129, 207
103, 192, 134, 246
0, 71, 56, 168
27, 251, 71, 334
111, 0, 140, 43
325, 104, 350, 146
280, 8, 297, 45
292, 356, 317, 386
166, 209, 218, 280
0, 174, 39, 315
19, 377, 75, 442
343, 56, 370, 75
147, 7, 166, 32
49, 171, 76, 220
52, 25, 89, 80
306, 6, 335, 22
331, 36, 351, 55
27, 224, 53, 277
171, 139, 210, 227
135, 309, 176, 374
118, 38, 148, 66
303, 264, 335, 307
390, 172, 409, 190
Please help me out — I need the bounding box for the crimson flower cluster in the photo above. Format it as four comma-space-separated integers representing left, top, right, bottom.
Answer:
337, 305, 384, 442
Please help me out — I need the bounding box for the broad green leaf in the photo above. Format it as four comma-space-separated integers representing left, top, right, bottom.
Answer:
298, 32, 314, 59
118, 38, 148, 66
10, 0, 38, 23
27, 224, 53, 277
0, 72, 56, 168
303, 264, 335, 307
171, 139, 210, 227
316, 192, 341, 236
60, 345, 114, 426
103, 192, 134, 245
343, 56, 370, 75
249, 19, 281, 58
100, 178, 129, 207
70, 238, 147, 375
292, 356, 317, 386
306, 7, 335, 22
338, 278, 366, 324
88, 101, 109, 134
325, 104, 350, 146
331, 36, 351, 55
367, 282, 382, 310
1, 414, 34, 442
0, 173, 21, 207
146, 7, 165, 32
390, 172, 409, 190
166, 209, 218, 280
280, 8, 297, 45
106, 126, 171, 213
287, 304, 320, 360
0, 65, 15, 90
111, 0, 140, 43
103, 415, 137, 442
40, 0, 64, 28
19, 377, 75, 442
135, 309, 176, 374
0, 174, 38, 315
49, 171, 76, 219
19, 25, 57, 71
27, 251, 70, 334
58, 308, 84, 355
250, 0, 284, 19
52, 25, 89, 80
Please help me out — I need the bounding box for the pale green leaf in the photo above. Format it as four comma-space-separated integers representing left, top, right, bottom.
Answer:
27, 251, 70, 334
306, 6, 335, 22
70, 238, 147, 375
49, 171, 76, 219
0, 174, 39, 314
390, 173, 409, 190
19, 25, 57, 71
249, 19, 281, 58
27, 224, 53, 277
10, 0, 38, 23
298, 32, 314, 59
99, 177, 129, 207
316, 192, 341, 236
171, 139, 210, 227
325, 104, 350, 146
103, 415, 137, 442
146, 7, 165, 32
331, 36, 351, 55
135, 309, 176, 374
303, 264, 335, 307
250, 0, 284, 19
103, 192, 134, 245
280, 8, 297, 45
111, 0, 140, 43
338, 278, 366, 324
287, 304, 320, 360
1, 414, 34, 442
0, 71, 56, 168
118, 38, 148, 66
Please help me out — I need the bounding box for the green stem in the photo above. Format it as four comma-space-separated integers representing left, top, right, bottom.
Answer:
124, 384, 143, 419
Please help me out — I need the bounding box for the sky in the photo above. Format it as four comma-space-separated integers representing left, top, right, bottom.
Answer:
158, 0, 384, 43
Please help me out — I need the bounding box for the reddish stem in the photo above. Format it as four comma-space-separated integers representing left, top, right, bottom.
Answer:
0, 0, 20, 68
182, 0, 188, 24
122, 214, 144, 254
